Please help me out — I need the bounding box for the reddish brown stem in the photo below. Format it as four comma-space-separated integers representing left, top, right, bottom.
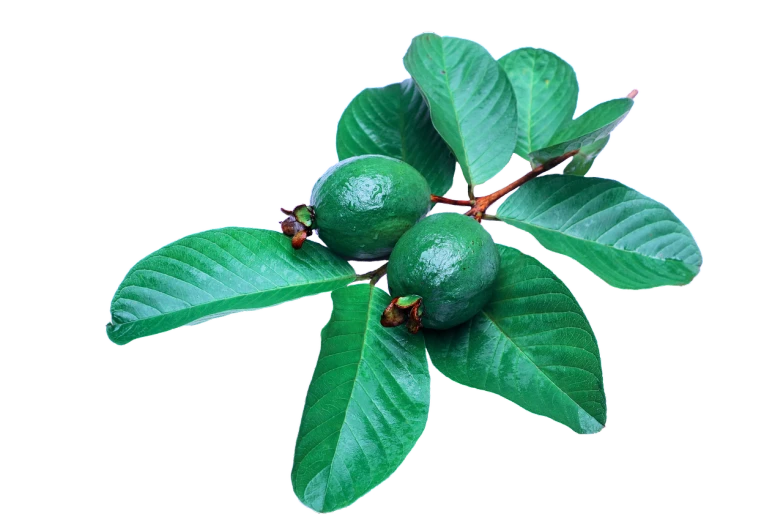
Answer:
627, 89, 638, 99
356, 263, 388, 285
430, 194, 472, 206
465, 149, 579, 221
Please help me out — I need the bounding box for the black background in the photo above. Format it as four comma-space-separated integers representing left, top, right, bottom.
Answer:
0, 29, 774, 520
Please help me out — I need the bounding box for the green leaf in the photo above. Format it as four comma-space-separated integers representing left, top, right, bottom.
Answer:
497, 176, 702, 289
564, 135, 610, 176
498, 48, 578, 161
106, 228, 355, 345
292, 284, 429, 513
403, 33, 517, 187
425, 245, 605, 434
529, 98, 633, 164
336, 78, 456, 196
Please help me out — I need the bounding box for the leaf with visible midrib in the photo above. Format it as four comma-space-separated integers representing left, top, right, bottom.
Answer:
292, 284, 429, 513
403, 33, 517, 187
425, 245, 606, 434
499, 47, 579, 161
497, 176, 702, 289
336, 78, 456, 196
529, 98, 633, 164
106, 228, 355, 344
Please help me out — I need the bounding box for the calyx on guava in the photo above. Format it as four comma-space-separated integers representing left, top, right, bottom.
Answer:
386, 213, 500, 330
281, 155, 431, 260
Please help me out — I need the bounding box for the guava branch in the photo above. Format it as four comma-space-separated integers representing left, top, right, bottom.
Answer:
465, 149, 579, 220
356, 263, 388, 285
429, 88, 637, 221
430, 195, 472, 206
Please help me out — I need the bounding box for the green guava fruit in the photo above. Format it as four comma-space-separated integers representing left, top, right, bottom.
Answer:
307, 155, 431, 260
386, 213, 500, 330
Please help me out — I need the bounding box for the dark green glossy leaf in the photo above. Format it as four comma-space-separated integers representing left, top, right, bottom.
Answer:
336, 78, 456, 196
529, 98, 633, 164
498, 48, 578, 161
403, 33, 517, 187
497, 176, 702, 289
106, 228, 355, 345
292, 284, 429, 513
564, 135, 610, 176
425, 245, 605, 434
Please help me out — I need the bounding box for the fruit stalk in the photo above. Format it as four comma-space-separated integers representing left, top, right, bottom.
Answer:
355, 263, 388, 285
430, 195, 472, 206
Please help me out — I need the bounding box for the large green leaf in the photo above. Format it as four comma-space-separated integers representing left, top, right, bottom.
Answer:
499, 48, 578, 161
564, 135, 610, 176
529, 98, 633, 164
106, 228, 355, 345
497, 176, 702, 289
403, 33, 517, 187
336, 78, 456, 196
292, 284, 429, 513
425, 245, 605, 434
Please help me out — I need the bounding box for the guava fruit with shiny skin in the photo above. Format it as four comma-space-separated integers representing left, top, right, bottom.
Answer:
309, 155, 431, 260
387, 213, 501, 329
